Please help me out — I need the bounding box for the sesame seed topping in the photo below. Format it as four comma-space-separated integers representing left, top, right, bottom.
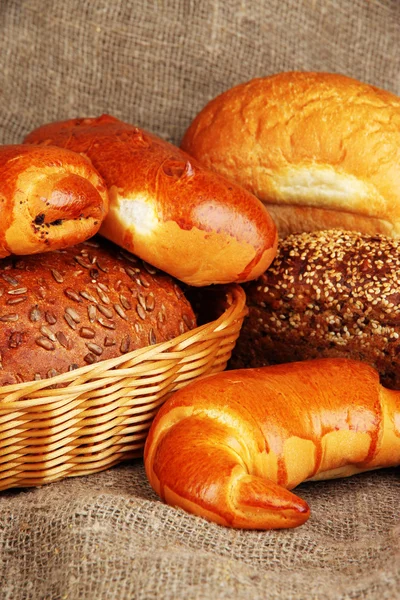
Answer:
240, 230, 400, 379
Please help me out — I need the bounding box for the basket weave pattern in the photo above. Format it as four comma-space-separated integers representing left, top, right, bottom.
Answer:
0, 285, 247, 491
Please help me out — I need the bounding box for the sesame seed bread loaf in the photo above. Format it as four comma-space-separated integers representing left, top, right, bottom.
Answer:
24, 115, 278, 287
0, 145, 109, 257
0, 238, 196, 386
181, 72, 400, 238
229, 230, 400, 389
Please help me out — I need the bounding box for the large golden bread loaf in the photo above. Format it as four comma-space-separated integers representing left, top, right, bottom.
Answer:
181, 72, 400, 238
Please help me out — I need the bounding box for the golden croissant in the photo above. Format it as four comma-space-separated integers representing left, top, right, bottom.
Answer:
144, 358, 400, 529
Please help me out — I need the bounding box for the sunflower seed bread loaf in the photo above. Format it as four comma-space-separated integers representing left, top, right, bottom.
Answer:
0, 238, 196, 386
229, 230, 400, 389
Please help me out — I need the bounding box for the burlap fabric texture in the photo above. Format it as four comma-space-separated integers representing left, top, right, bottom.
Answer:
0, 1, 399, 599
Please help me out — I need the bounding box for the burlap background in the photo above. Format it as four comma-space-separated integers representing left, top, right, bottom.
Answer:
0, 1, 399, 599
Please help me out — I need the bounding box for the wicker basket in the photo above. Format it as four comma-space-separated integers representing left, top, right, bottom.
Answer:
0, 284, 247, 491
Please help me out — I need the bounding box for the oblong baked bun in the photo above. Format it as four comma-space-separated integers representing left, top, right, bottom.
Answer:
24, 115, 277, 286
0, 237, 196, 386
0, 144, 109, 257
181, 72, 400, 238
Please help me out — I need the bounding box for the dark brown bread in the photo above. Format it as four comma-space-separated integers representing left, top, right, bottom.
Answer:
230, 230, 400, 389
0, 238, 196, 386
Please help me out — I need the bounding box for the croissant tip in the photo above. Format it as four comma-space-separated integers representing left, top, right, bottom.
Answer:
297, 500, 310, 514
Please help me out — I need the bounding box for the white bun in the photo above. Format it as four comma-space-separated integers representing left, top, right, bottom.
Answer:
181, 71, 400, 238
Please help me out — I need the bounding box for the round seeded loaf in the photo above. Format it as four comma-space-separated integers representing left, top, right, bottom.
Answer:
0, 238, 196, 386
229, 230, 400, 389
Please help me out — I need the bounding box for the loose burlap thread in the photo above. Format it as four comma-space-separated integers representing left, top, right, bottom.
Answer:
0, 1, 399, 598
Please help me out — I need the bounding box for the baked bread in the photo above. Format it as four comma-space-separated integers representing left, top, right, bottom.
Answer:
229, 230, 400, 389
24, 115, 278, 286
0, 144, 109, 257
144, 357, 400, 529
0, 238, 196, 386
181, 72, 400, 237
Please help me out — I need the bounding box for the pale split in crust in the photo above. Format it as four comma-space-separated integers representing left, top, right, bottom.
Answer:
24, 115, 278, 286
181, 71, 400, 238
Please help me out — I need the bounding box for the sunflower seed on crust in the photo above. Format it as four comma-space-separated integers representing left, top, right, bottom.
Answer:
36, 337, 55, 351
80, 327, 96, 339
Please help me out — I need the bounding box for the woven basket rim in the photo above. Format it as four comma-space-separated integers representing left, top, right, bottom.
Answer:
0, 283, 247, 490
0, 283, 247, 404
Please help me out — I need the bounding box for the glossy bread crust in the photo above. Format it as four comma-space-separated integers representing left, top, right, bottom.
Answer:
0, 145, 109, 257
144, 358, 400, 529
24, 115, 278, 286
181, 72, 400, 237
